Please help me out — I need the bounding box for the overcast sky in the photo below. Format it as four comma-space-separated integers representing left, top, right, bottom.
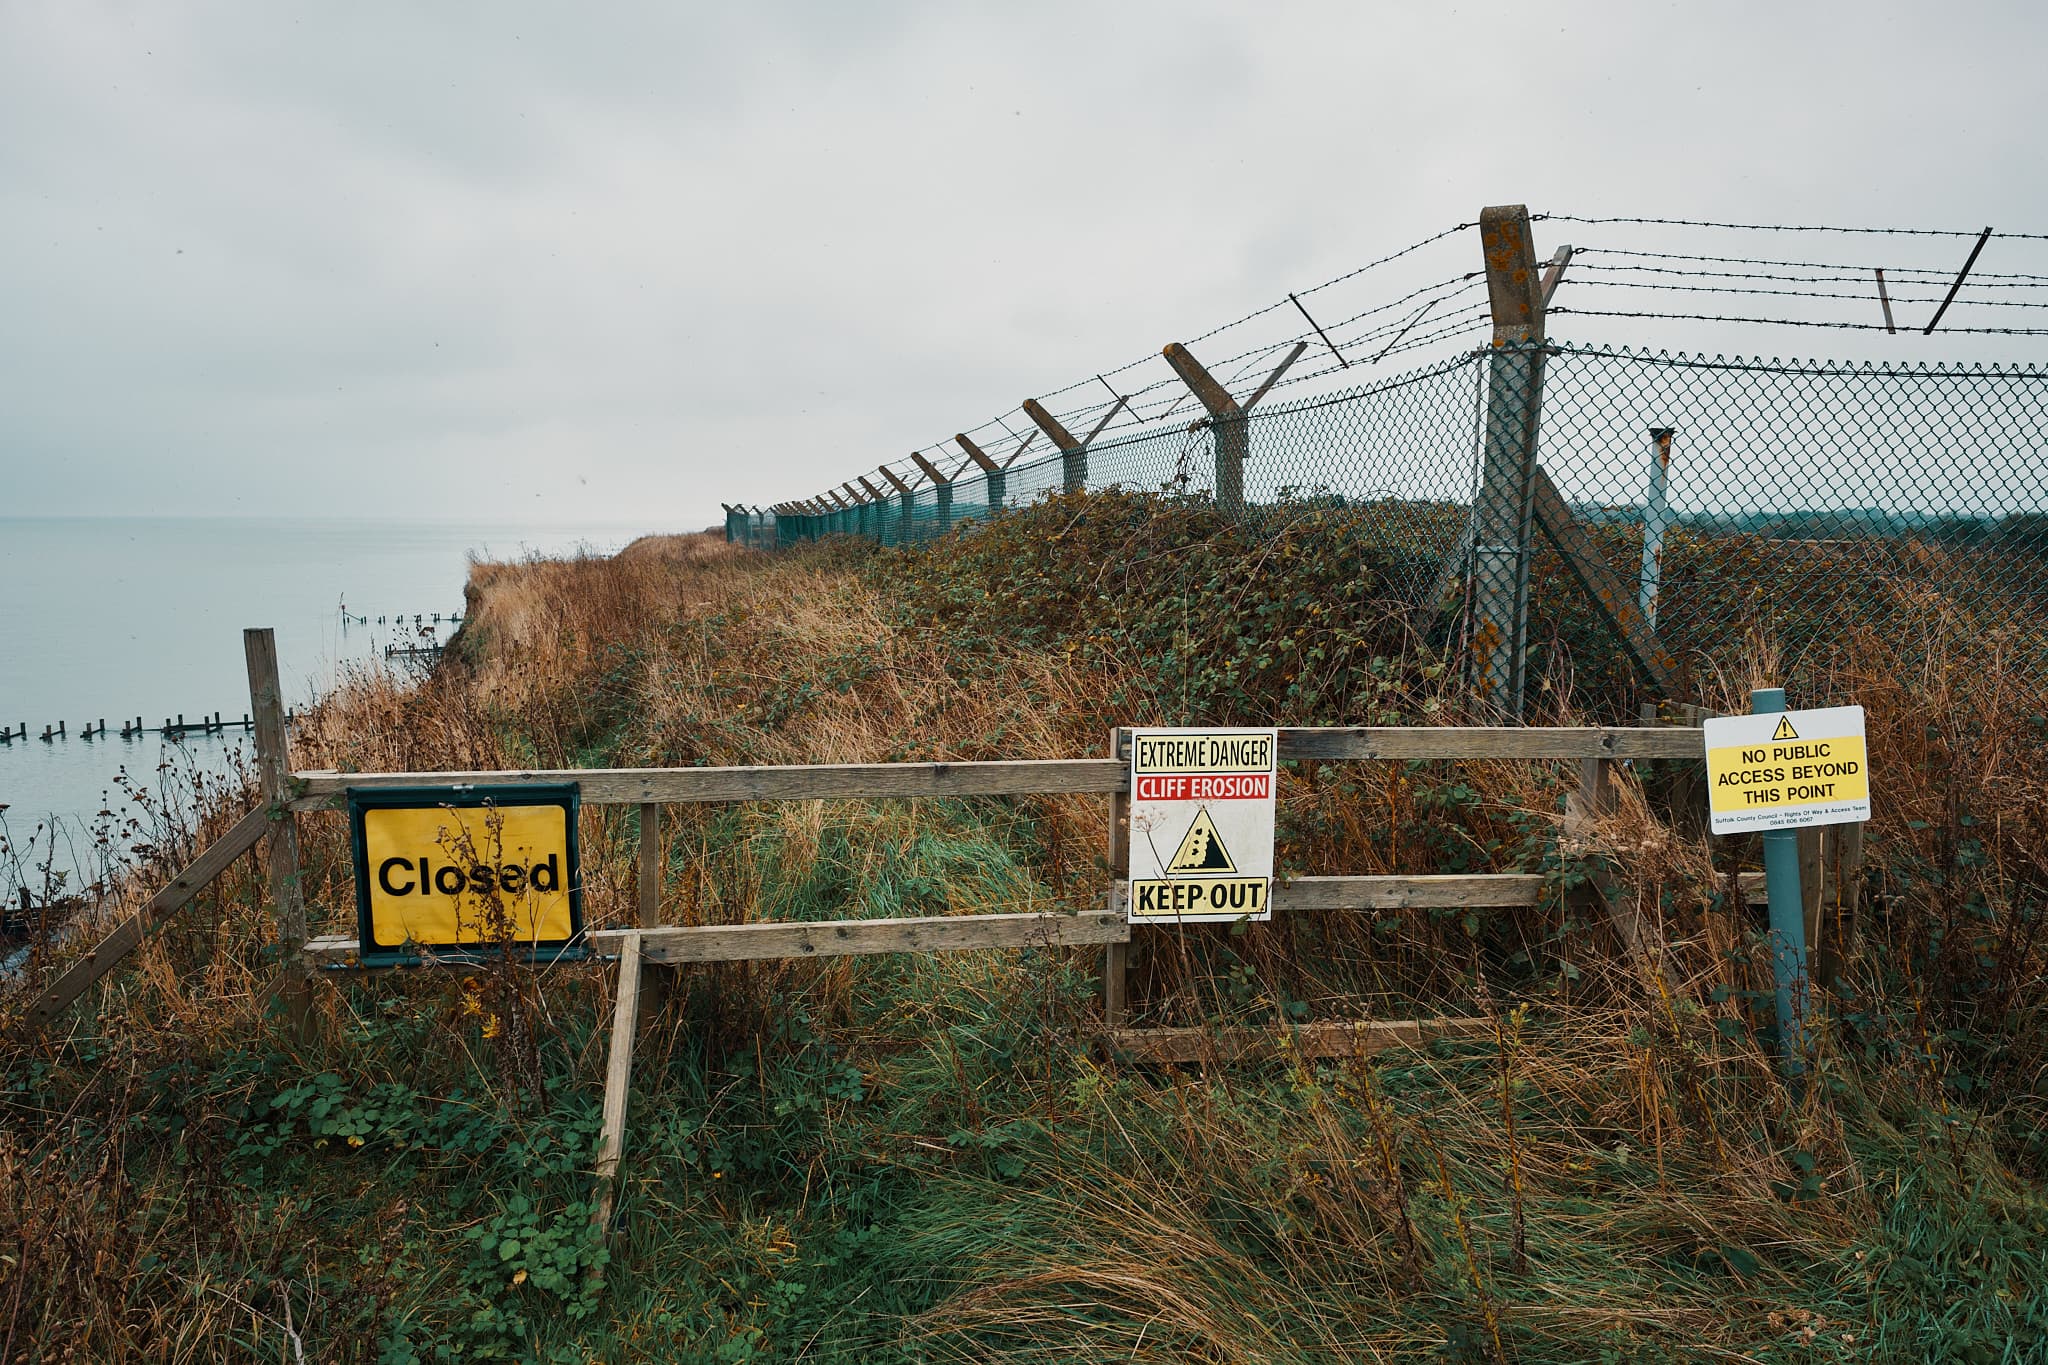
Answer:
6, 1, 2046, 525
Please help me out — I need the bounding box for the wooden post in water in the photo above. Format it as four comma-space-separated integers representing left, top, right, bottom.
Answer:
245, 628, 311, 1034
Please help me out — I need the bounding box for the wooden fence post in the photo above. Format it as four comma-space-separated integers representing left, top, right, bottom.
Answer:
637, 803, 662, 929
1104, 727, 1131, 1026
956, 434, 1002, 514
592, 930, 644, 1239
1021, 400, 1086, 495
245, 627, 310, 1031
1564, 753, 1655, 963
1160, 342, 1247, 517
1814, 823, 1863, 988
878, 466, 916, 544
910, 452, 953, 535
1471, 204, 1548, 719
635, 803, 671, 1029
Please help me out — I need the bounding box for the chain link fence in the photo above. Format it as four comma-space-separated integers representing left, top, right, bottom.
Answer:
723, 506, 779, 549
756, 341, 2048, 711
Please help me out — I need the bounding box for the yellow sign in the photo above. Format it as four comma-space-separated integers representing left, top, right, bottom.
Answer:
1702, 706, 1871, 834
349, 786, 582, 958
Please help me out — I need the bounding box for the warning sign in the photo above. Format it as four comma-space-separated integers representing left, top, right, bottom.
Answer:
1127, 727, 1277, 923
348, 784, 585, 962
1702, 706, 1871, 835
1168, 808, 1236, 873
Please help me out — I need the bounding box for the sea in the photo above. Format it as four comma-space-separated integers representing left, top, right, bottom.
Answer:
0, 516, 671, 840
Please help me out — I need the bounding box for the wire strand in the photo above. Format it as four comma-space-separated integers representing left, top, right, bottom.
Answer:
1548, 305, 2048, 335
1538, 213, 2048, 240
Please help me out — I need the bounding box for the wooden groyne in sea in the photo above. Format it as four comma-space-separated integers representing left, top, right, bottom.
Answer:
0, 710, 302, 747
3, 603, 465, 752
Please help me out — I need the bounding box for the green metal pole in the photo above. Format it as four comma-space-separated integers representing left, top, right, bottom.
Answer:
1753, 685, 1808, 1071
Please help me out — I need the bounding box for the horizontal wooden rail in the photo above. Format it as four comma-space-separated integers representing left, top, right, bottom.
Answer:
1274, 874, 1545, 910
1274, 726, 1702, 761
27, 806, 272, 1028
300, 869, 1765, 973
1108, 1017, 1494, 1064
302, 909, 1127, 969
602, 911, 1126, 963
289, 759, 1127, 809
291, 727, 1705, 809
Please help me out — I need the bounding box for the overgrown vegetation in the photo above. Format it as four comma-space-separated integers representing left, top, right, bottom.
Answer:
4, 494, 2045, 1361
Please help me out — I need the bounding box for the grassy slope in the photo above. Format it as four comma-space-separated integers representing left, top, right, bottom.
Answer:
5, 496, 2046, 1363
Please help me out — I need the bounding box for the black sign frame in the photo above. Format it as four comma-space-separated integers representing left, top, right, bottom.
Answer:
346, 783, 586, 966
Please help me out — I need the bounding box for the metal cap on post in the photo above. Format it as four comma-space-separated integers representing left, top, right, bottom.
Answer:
1470, 204, 1549, 719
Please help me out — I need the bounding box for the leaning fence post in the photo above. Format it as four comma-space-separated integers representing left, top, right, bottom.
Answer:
245, 627, 310, 1032
1160, 342, 1247, 517
878, 465, 916, 544
1638, 428, 1676, 627
1104, 726, 1131, 1026
857, 478, 887, 542
1471, 204, 1549, 719
1021, 400, 1087, 496
956, 434, 1002, 515
910, 452, 953, 536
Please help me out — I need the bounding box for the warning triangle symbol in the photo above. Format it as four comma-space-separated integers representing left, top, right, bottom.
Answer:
1772, 715, 1799, 741
1167, 807, 1236, 874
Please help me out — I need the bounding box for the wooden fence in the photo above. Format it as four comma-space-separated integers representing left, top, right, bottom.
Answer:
34, 628, 1844, 1230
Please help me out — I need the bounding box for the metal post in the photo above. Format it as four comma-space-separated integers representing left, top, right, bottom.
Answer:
1471, 205, 1548, 719
1104, 727, 1130, 1026
1753, 685, 1808, 1070
1638, 428, 1675, 627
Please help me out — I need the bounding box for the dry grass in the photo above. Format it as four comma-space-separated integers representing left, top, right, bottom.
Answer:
6, 515, 2047, 1359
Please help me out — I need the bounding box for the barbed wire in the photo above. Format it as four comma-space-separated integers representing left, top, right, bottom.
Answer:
1038, 221, 1480, 406
1265, 221, 1477, 304
1572, 261, 2048, 290
793, 213, 2048, 508
1537, 213, 2048, 241
1572, 245, 2048, 281
1548, 305, 2048, 335
1570, 277, 2048, 309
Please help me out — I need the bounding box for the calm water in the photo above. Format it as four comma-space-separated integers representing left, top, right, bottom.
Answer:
0, 516, 670, 825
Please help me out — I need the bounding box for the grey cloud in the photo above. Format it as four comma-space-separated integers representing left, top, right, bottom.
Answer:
4, 1, 2046, 522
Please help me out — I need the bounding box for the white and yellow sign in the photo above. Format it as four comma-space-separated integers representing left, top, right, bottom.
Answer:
349, 786, 582, 958
1702, 706, 1870, 835
1127, 727, 1277, 923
